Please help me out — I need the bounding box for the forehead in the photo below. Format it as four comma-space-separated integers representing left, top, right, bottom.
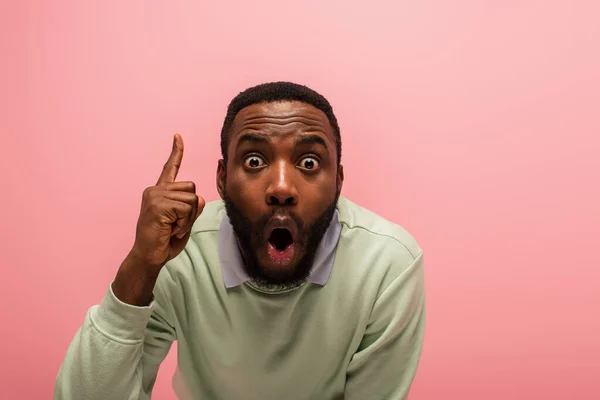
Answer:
229, 100, 334, 140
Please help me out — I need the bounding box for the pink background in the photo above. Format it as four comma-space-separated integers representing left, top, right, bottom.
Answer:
2, 1, 599, 398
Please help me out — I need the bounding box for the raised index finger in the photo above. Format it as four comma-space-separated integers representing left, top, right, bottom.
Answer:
157, 133, 184, 184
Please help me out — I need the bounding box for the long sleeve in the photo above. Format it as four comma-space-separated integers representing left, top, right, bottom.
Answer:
345, 252, 426, 400
54, 280, 176, 400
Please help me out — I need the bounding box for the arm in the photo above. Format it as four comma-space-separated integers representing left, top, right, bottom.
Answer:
54, 276, 175, 400
345, 252, 426, 400
55, 134, 202, 399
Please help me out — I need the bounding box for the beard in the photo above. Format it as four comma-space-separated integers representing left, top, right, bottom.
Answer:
223, 190, 339, 290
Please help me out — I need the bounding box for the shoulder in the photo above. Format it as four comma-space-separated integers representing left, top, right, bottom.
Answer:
336, 196, 423, 277
337, 196, 422, 258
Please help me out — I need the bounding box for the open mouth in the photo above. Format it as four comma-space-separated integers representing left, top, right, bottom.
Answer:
267, 228, 295, 264
269, 228, 293, 250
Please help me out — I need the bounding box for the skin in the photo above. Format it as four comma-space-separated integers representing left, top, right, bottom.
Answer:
217, 100, 344, 283
112, 100, 342, 305
113, 134, 205, 305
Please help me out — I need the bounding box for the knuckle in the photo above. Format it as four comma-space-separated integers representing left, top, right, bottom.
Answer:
147, 195, 163, 212
164, 161, 180, 171
142, 188, 159, 206
182, 181, 195, 192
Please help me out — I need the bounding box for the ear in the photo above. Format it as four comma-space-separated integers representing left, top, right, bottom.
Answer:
336, 164, 344, 197
216, 159, 226, 199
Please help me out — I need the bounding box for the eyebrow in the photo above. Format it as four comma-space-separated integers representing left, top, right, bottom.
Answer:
235, 133, 269, 151
296, 134, 328, 150
235, 133, 329, 151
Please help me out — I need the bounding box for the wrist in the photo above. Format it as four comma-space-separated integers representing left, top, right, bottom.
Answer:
112, 250, 161, 306
127, 244, 166, 271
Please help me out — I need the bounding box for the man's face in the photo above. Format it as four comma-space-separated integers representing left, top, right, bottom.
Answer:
217, 100, 343, 287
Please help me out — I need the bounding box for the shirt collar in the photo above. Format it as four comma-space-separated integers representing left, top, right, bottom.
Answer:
218, 210, 341, 288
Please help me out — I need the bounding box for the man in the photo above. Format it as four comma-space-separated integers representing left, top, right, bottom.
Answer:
54, 81, 426, 399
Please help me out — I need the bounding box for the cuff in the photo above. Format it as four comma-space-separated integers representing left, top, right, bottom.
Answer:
90, 283, 156, 342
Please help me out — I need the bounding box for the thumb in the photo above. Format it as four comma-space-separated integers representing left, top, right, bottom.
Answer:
195, 196, 206, 219
173, 197, 205, 239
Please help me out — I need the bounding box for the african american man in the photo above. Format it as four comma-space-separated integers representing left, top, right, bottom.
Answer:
55, 81, 426, 400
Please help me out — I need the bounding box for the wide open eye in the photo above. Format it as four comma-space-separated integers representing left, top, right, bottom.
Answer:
243, 155, 266, 169
297, 156, 319, 171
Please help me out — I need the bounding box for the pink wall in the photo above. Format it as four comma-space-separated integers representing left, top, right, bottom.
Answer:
2, 1, 599, 398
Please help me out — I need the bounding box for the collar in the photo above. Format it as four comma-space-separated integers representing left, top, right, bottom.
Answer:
218, 210, 341, 288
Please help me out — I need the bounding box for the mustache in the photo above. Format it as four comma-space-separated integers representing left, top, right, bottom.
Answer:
253, 207, 304, 244
259, 207, 303, 225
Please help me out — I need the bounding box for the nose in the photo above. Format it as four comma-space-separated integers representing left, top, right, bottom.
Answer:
265, 161, 298, 206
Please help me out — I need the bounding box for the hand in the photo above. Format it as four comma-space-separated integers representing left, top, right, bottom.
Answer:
130, 133, 205, 270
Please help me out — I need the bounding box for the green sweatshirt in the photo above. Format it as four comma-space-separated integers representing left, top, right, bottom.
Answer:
54, 196, 425, 400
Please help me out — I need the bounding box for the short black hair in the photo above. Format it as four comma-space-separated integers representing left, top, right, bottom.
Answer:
220, 81, 341, 165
